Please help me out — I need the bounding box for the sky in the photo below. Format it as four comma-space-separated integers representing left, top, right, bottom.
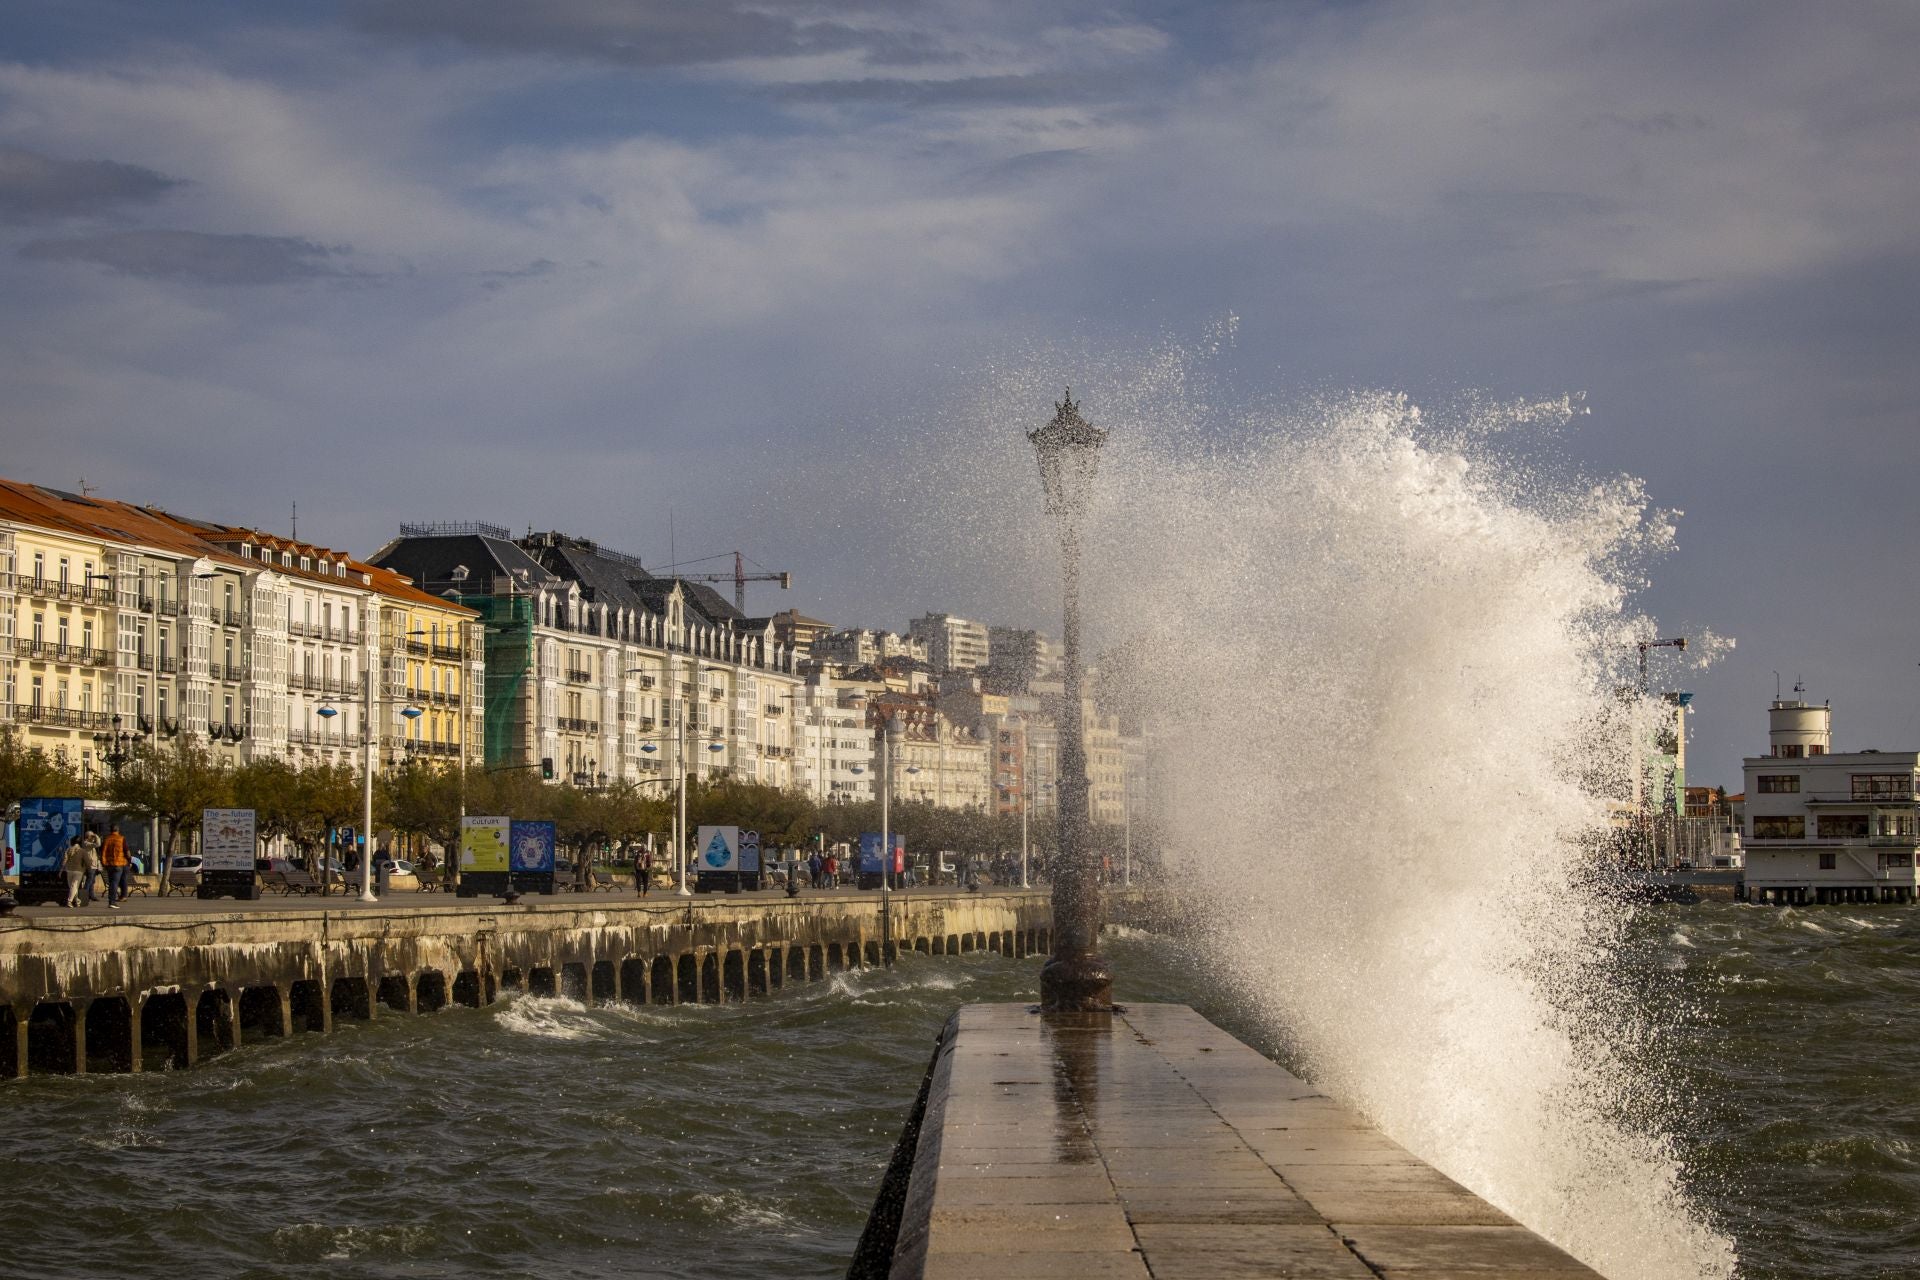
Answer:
2, 0, 1917, 789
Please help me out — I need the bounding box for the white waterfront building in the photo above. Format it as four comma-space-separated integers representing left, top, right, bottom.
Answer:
1741, 696, 1919, 904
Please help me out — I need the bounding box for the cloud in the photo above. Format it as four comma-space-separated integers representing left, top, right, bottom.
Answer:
347, 0, 875, 68
778, 73, 1106, 108
18, 229, 345, 284
0, 145, 181, 223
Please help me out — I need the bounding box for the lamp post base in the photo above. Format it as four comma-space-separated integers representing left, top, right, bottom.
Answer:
1039, 952, 1115, 1013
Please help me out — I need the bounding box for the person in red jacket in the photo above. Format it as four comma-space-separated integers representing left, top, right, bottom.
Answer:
101, 829, 131, 909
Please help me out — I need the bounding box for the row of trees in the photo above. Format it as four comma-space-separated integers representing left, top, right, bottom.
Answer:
4, 726, 1144, 868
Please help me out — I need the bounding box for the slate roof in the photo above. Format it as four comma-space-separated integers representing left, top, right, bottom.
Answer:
368, 534, 557, 596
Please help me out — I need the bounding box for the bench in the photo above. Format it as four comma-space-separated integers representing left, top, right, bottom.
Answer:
590, 870, 622, 892
161, 868, 200, 897
265, 866, 328, 895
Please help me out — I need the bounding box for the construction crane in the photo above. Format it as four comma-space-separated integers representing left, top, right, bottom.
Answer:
661, 551, 791, 614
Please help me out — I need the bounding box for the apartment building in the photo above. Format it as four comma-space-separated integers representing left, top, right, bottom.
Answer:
908, 612, 990, 673
370, 526, 799, 788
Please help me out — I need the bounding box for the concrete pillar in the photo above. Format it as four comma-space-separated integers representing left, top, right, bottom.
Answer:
70, 997, 91, 1076
9, 1006, 28, 1079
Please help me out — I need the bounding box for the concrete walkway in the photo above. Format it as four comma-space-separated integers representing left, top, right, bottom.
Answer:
891, 1003, 1602, 1279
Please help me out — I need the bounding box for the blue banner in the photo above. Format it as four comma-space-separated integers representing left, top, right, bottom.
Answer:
19, 798, 84, 875
859, 832, 884, 875
509, 821, 556, 873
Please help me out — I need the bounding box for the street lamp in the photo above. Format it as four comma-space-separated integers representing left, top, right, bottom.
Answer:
319, 674, 421, 903
1014, 779, 1053, 890
1028, 387, 1112, 1012
637, 661, 730, 896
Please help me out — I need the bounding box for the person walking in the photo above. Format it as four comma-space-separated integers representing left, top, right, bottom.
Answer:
80, 831, 104, 904
807, 850, 822, 889
636, 848, 654, 896
62, 836, 89, 907
101, 828, 130, 909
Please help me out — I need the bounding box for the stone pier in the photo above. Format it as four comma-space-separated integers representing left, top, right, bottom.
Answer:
0, 890, 1057, 1079
856, 1004, 1604, 1279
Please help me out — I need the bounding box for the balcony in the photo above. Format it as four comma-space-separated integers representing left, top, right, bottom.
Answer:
12, 704, 112, 730
566, 668, 593, 684
222, 608, 245, 627
432, 642, 461, 660
158, 656, 177, 674
224, 663, 246, 681
766, 704, 785, 716
15, 638, 113, 667
406, 640, 429, 656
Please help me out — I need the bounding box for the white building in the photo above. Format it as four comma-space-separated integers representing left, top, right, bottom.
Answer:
791, 677, 876, 804
908, 613, 989, 673
1741, 696, 1919, 904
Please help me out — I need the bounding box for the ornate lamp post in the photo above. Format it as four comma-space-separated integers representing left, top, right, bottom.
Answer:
1029, 389, 1112, 1012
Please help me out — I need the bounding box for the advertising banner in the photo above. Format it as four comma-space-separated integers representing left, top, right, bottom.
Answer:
17, 798, 84, 875
462, 816, 510, 872
201, 809, 258, 872
509, 821, 556, 873
859, 832, 885, 876
696, 825, 739, 873
739, 829, 761, 874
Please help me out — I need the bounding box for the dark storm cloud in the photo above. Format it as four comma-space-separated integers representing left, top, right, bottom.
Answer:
19, 230, 344, 285
347, 0, 881, 68
0, 145, 181, 223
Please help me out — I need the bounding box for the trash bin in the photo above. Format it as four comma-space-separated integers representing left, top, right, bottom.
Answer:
375, 859, 391, 898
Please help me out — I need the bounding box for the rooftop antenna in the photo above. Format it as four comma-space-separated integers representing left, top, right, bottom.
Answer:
1773, 670, 1781, 700
291, 501, 297, 540
1793, 676, 1805, 696
77, 475, 94, 497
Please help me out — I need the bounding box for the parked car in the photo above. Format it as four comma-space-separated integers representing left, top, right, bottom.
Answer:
168, 854, 204, 874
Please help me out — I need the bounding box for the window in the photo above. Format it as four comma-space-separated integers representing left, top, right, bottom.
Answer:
30, 676, 41, 707
82, 620, 93, 652
300, 556, 311, 571
1775, 744, 1805, 759
1757, 774, 1800, 794
1878, 852, 1913, 870
1752, 815, 1805, 839
282, 552, 292, 567
1818, 853, 1837, 870
57, 617, 69, 647
158, 687, 169, 720
223, 694, 233, 727
31, 613, 42, 644
241, 544, 254, 559
1879, 812, 1915, 838
1852, 774, 1914, 800
58, 557, 69, 585
32, 552, 43, 581
1817, 814, 1869, 839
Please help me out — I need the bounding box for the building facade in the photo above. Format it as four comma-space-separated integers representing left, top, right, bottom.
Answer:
909, 612, 990, 673
370, 527, 799, 790
1741, 696, 1920, 901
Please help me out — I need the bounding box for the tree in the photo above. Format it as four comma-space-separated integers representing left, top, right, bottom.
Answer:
380, 760, 465, 855
0, 726, 90, 815
231, 758, 303, 858
106, 735, 230, 861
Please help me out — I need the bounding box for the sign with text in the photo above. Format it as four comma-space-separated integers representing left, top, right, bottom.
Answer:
461, 816, 510, 873
201, 808, 258, 872
17, 798, 84, 875
696, 825, 739, 873
509, 821, 556, 873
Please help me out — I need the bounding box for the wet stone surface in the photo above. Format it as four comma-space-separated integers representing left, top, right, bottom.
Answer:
894, 1003, 1604, 1278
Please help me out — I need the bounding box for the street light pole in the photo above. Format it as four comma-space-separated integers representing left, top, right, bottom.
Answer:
1029, 389, 1112, 1012
358, 666, 377, 903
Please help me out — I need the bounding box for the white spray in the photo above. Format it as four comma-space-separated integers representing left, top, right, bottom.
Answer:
897, 354, 1737, 1280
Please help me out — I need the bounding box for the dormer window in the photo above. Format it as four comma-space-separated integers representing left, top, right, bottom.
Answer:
300, 556, 312, 572
281, 552, 293, 567
241, 544, 254, 559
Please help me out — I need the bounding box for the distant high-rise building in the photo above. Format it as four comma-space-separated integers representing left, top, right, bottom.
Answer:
909, 612, 990, 673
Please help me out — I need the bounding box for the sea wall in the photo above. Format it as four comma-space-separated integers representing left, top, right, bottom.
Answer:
0, 889, 1066, 1078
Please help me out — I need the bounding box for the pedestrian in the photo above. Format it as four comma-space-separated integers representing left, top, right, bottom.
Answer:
81, 831, 104, 903
102, 828, 130, 909
807, 850, 822, 889
62, 836, 89, 907
824, 852, 839, 886
637, 849, 653, 896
